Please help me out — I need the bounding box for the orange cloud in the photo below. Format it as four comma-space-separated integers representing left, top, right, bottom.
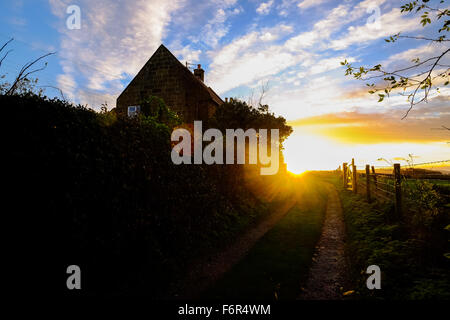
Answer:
288, 104, 450, 144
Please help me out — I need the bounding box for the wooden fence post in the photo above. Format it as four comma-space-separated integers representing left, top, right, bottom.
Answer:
371, 166, 377, 191
352, 158, 357, 194
394, 163, 402, 218
343, 162, 348, 189
365, 164, 371, 202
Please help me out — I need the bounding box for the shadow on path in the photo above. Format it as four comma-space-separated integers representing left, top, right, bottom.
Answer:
171, 196, 298, 299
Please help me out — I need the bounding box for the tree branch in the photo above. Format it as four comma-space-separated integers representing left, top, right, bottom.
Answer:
0, 38, 13, 55
38, 85, 66, 100
6, 52, 55, 95
402, 47, 450, 119
398, 35, 450, 42
0, 38, 14, 69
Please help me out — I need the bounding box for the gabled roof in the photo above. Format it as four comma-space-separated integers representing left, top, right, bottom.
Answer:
119, 44, 223, 105
207, 87, 223, 105
158, 44, 224, 105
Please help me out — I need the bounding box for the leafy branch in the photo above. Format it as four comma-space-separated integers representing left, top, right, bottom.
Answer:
342, 0, 450, 119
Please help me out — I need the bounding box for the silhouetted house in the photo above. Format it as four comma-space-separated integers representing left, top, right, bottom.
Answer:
116, 44, 223, 123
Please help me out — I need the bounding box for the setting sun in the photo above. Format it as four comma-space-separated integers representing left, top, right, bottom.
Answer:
283, 128, 345, 174
284, 125, 450, 174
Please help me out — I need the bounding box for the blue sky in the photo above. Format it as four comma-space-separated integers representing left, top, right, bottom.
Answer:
1, 0, 449, 168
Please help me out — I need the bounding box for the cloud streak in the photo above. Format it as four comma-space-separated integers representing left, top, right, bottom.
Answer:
288, 94, 450, 144
49, 0, 183, 107
256, 0, 274, 15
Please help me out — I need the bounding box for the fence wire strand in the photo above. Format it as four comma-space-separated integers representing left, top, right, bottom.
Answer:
343, 160, 449, 206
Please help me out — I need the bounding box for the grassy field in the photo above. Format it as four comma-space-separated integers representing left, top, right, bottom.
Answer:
203, 174, 328, 300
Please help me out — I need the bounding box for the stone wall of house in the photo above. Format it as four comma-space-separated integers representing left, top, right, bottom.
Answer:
116, 45, 216, 123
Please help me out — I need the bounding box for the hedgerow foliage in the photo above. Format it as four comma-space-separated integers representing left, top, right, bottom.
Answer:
6, 93, 290, 296
338, 182, 450, 300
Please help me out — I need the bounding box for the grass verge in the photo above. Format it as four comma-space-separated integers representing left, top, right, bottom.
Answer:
326, 174, 450, 300
203, 175, 327, 300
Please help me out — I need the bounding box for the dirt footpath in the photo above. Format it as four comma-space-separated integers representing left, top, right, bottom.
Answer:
171, 197, 298, 299
299, 185, 351, 300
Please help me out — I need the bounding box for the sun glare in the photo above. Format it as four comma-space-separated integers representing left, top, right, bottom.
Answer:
283, 127, 450, 174
283, 128, 345, 174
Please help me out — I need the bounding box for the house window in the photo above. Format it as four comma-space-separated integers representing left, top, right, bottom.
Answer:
127, 105, 141, 117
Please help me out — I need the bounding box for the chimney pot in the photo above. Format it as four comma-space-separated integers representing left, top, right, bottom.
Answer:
194, 64, 205, 82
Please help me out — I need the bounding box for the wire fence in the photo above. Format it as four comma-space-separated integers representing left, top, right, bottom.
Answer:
340, 159, 450, 216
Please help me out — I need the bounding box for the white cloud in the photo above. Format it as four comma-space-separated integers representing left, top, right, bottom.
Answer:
266, 75, 352, 119
256, 0, 274, 15
201, 8, 231, 48
207, 24, 304, 93
205, 0, 436, 123
49, 0, 184, 106
275, 0, 296, 16
259, 24, 293, 41
208, 2, 364, 93
308, 56, 356, 75
284, 4, 352, 51
383, 43, 449, 69
47, 0, 440, 121
209, 32, 260, 67
78, 89, 120, 110
56, 73, 76, 100
286, 0, 389, 51
185, 1, 243, 49
297, 0, 327, 10
329, 8, 421, 50
173, 45, 202, 64
210, 45, 301, 93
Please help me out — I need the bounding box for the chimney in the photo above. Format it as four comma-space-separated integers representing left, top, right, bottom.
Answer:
194, 64, 204, 82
